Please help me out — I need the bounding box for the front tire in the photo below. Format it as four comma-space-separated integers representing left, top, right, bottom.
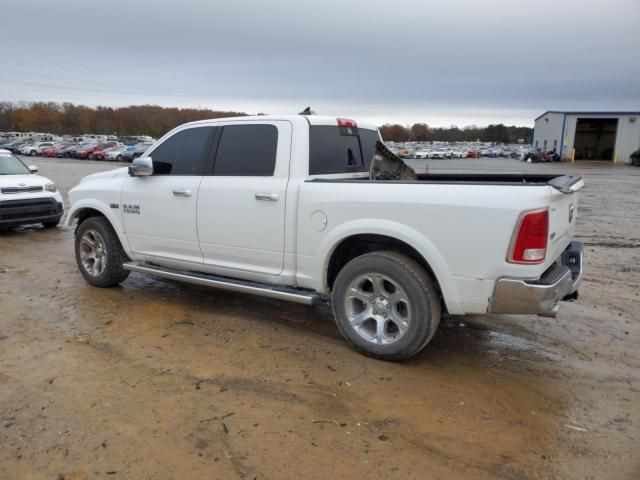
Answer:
332, 251, 441, 361
75, 216, 130, 287
30, 150, 37, 156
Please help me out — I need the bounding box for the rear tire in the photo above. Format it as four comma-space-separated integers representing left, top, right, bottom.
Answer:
75, 216, 130, 287
332, 251, 441, 361
30, 150, 37, 156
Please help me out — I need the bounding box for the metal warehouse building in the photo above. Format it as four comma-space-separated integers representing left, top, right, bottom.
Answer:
533, 111, 640, 162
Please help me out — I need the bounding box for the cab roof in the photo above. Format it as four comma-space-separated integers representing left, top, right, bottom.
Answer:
184, 115, 379, 131
304, 115, 379, 131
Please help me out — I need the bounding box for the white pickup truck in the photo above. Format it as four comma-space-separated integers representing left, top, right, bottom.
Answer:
66, 115, 584, 360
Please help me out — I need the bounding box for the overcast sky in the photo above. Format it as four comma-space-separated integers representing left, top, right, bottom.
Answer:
2, 0, 639, 126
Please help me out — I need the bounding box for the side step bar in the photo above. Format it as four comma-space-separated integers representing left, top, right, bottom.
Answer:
122, 262, 321, 305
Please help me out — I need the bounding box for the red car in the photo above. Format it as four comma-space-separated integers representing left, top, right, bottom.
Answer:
94, 144, 122, 160
75, 142, 118, 159
467, 149, 479, 158
44, 143, 73, 157
42, 146, 57, 157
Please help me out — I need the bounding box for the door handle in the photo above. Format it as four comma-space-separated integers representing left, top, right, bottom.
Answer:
255, 192, 279, 201
172, 189, 192, 197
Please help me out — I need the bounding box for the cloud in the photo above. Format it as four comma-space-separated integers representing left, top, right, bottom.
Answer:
1, 0, 638, 126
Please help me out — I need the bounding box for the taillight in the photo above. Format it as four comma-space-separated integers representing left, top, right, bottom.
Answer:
337, 118, 357, 128
508, 208, 549, 264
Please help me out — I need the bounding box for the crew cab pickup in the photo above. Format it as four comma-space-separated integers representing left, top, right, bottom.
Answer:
66, 115, 584, 360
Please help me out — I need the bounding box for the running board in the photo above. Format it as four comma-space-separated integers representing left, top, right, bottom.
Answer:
122, 262, 321, 305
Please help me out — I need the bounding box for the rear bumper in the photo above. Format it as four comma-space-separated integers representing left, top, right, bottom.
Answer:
490, 241, 583, 318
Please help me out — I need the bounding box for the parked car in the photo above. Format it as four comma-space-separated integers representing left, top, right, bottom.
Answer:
630, 149, 640, 166
0, 149, 64, 229
42, 146, 58, 157
3, 139, 32, 155
94, 143, 123, 161
431, 149, 447, 159
413, 150, 430, 159
17, 143, 37, 155
84, 141, 119, 159
66, 115, 584, 361
75, 142, 110, 159
57, 143, 86, 158
450, 150, 467, 158
20, 141, 55, 156
122, 143, 153, 161
527, 151, 560, 163
103, 145, 131, 162
44, 143, 73, 157
6, 140, 33, 153
467, 149, 479, 158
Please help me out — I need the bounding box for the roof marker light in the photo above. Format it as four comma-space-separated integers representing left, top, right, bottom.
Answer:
337, 118, 357, 128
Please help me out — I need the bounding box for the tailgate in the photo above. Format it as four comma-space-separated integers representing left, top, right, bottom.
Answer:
546, 176, 584, 262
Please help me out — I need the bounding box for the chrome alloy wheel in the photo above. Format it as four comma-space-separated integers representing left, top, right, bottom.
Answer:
79, 229, 108, 277
345, 273, 411, 345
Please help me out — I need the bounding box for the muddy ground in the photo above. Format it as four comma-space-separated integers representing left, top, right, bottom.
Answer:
1, 156, 638, 480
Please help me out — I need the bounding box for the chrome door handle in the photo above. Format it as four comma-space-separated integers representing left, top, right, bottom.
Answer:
172, 189, 192, 197
255, 192, 279, 201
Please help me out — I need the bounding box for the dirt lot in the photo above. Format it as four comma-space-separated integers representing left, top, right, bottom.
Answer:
1, 156, 638, 480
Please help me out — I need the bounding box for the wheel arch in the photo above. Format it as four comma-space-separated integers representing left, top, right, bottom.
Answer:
65, 202, 132, 257
321, 223, 463, 314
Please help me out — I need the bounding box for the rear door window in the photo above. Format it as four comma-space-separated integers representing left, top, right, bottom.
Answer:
211, 124, 278, 176
309, 126, 380, 175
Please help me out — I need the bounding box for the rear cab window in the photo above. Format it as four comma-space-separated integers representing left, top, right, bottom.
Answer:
309, 123, 380, 176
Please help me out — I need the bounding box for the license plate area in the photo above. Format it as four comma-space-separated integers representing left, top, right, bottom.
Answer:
561, 241, 583, 281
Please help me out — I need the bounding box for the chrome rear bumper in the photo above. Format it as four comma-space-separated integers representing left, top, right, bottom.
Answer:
490, 241, 583, 318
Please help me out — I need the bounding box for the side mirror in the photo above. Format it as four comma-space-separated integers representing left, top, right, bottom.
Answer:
128, 156, 153, 177
28, 165, 38, 173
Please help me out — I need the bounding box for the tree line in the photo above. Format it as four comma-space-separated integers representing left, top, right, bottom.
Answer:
380, 123, 533, 144
0, 101, 247, 139
0, 101, 533, 143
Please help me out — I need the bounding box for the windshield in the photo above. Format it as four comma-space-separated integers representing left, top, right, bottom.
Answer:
0, 153, 30, 175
